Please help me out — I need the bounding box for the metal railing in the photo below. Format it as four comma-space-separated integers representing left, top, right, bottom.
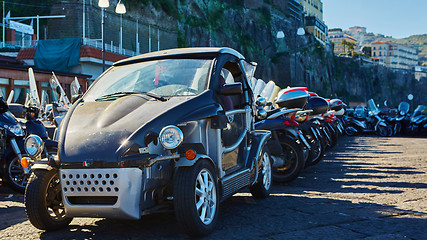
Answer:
3, 38, 138, 57
83, 38, 138, 57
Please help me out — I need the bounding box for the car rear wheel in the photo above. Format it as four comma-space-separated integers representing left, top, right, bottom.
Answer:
173, 160, 219, 237
249, 149, 272, 198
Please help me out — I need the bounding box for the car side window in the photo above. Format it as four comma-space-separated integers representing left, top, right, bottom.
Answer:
220, 62, 244, 109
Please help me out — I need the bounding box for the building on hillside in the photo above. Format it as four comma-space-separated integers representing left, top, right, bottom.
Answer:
328, 28, 357, 55
299, 0, 328, 45
17, 44, 128, 80
304, 16, 327, 44
371, 41, 418, 70
0, 55, 90, 104
287, 0, 304, 23
299, 0, 323, 21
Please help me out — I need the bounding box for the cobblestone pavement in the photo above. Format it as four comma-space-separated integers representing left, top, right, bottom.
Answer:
0, 136, 426, 239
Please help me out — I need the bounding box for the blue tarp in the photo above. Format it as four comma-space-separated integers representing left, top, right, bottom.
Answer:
34, 38, 82, 72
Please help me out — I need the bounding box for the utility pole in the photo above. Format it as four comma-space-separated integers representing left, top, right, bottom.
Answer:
2, 1, 5, 47
83, 0, 85, 44
148, 24, 151, 52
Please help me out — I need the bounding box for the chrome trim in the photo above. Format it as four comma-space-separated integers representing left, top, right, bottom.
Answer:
223, 108, 250, 154
267, 108, 302, 119
296, 109, 313, 115
10, 138, 22, 160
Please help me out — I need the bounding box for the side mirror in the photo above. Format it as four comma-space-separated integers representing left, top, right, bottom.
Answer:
71, 94, 82, 104
218, 83, 242, 95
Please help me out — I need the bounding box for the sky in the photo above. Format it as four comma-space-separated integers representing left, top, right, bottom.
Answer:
322, 0, 427, 39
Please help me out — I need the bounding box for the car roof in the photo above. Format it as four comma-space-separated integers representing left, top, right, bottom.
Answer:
113, 47, 245, 66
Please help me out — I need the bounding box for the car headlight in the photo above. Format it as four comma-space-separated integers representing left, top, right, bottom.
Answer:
25, 134, 44, 157
159, 125, 183, 149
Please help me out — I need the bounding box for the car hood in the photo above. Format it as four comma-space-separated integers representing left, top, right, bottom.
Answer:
58, 90, 220, 163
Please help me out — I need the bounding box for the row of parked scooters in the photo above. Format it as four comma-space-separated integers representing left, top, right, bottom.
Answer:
0, 68, 80, 192
343, 99, 427, 137
250, 79, 346, 183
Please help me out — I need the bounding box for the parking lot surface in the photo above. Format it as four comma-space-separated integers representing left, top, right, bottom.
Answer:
0, 136, 426, 239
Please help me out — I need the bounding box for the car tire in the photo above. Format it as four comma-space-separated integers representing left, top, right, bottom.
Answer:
25, 169, 72, 231
272, 136, 304, 183
173, 160, 219, 237
249, 148, 272, 199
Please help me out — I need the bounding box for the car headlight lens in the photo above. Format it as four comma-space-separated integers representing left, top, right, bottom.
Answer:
25, 134, 44, 157
159, 125, 183, 149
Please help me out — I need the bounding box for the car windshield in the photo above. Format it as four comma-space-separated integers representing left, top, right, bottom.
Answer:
84, 59, 212, 102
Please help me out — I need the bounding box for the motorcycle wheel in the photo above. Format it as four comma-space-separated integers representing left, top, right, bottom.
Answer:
306, 135, 324, 167
345, 126, 358, 136
2, 153, 29, 193
272, 137, 304, 183
25, 169, 72, 231
249, 148, 272, 199
173, 160, 219, 237
387, 126, 393, 137
377, 125, 389, 137
326, 125, 338, 148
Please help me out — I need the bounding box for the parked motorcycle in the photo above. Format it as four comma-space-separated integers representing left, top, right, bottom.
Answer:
0, 95, 27, 192
408, 105, 427, 135
344, 99, 390, 137
299, 95, 330, 166
255, 87, 311, 183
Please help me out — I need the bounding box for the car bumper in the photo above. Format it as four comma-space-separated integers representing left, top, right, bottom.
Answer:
60, 168, 143, 219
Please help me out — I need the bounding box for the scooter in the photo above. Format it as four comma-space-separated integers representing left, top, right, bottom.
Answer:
408, 105, 427, 135
344, 99, 390, 137
255, 87, 311, 183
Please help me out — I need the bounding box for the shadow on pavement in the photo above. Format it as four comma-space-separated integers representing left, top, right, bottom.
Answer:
2, 135, 426, 239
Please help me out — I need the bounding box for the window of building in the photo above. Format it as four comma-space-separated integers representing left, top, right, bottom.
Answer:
379, 52, 382, 56
13, 79, 30, 104
379, 46, 382, 50
373, 52, 376, 57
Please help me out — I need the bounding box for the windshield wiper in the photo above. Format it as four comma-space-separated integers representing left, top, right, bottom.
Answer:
95, 91, 167, 102
95, 92, 138, 101
142, 92, 167, 102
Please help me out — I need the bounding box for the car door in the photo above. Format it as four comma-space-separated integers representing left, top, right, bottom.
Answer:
219, 61, 250, 174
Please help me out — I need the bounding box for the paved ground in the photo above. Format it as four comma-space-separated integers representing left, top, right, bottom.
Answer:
0, 136, 426, 239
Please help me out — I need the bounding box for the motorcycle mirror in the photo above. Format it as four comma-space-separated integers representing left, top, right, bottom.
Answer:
71, 94, 82, 104
256, 97, 267, 107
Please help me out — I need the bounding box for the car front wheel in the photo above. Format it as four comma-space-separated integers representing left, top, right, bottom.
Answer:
173, 160, 219, 237
25, 169, 72, 231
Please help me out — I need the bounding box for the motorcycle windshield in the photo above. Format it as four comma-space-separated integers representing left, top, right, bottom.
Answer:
413, 105, 425, 117
84, 59, 212, 102
355, 105, 365, 118
367, 99, 379, 113
398, 102, 410, 114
